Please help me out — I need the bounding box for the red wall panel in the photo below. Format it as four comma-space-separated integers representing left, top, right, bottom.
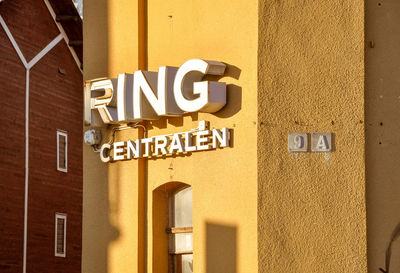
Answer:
0, 21, 26, 273
0, 1, 83, 272
0, 0, 59, 62
28, 40, 82, 273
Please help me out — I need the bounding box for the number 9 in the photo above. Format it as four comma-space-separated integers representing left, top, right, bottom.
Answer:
294, 135, 304, 149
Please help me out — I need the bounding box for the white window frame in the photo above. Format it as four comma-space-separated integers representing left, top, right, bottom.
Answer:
168, 186, 193, 273
57, 130, 68, 172
55, 213, 67, 258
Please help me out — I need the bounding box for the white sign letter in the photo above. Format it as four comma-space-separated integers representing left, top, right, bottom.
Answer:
117, 73, 134, 122
184, 132, 196, 152
173, 59, 227, 113
316, 135, 329, 151
127, 139, 142, 159
113, 141, 126, 161
100, 143, 112, 163
154, 136, 170, 155
212, 128, 230, 148
142, 138, 153, 157
169, 133, 185, 153
89, 79, 118, 126
197, 130, 212, 151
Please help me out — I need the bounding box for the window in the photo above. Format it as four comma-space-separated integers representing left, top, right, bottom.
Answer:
55, 213, 67, 257
168, 186, 193, 273
57, 130, 67, 172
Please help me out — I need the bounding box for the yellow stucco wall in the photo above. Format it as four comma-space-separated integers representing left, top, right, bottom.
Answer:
257, 1, 367, 272
82, 1, 141, 272
83, 0, 373, 272
366, 0, 400, 272
82, 0, 110, 272
145, 1, 258, 273
83, 0, 258, 272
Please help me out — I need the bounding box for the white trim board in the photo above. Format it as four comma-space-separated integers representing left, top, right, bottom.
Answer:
23, 69, 29, 273
28, 34, 63, 69
43, 0, 83, 73
0, 16, 28, 68
56, 130, 68, 173
54, 213, 67, 258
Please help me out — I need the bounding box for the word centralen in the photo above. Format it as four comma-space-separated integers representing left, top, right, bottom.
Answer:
100, 127, 231, 162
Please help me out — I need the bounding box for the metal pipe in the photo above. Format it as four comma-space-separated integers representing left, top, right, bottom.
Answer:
137, 1, 148, 272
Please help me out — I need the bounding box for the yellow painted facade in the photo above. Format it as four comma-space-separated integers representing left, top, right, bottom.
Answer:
83, 0, 257, 272
82, 0, 400, 272
257, 1, 367, 272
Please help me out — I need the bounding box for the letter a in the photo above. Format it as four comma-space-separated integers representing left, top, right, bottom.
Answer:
316, 135, 329, 151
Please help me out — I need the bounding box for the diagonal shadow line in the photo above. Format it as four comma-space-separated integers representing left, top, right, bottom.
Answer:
379, 222, 400, 273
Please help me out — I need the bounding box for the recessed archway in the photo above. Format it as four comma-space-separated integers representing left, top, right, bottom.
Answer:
153, 182, 193, 273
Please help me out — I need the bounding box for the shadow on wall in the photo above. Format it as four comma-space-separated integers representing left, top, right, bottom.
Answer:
214, 83, 242, 119
365, 0, 400, 272
379, 222, 400, 273
147, 64, 242, 130
83, 0, 116, 272
206, 222, 237, 273
213, 64, 242, 119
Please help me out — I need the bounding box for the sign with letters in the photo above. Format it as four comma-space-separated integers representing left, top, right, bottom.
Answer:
100, 125, 231, 163
84, 59, 227, 126
288, 133, 308, 152
288, 132, 333, 153
84, 59, 232, 162
311, 133, 332, 152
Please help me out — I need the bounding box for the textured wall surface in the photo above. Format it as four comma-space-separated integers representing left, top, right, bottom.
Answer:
82, 0, 141, 272
0, 1, 83, 272
366, 0, 400, 272
145, 1, 258, 272
83, 0, 258, 272
84, 0, 371, 272
82, 0, 136, 272
81, 0, 109, 272
257, 1, 367, 272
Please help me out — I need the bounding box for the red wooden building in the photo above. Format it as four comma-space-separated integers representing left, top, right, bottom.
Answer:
0, 0, 82, 272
